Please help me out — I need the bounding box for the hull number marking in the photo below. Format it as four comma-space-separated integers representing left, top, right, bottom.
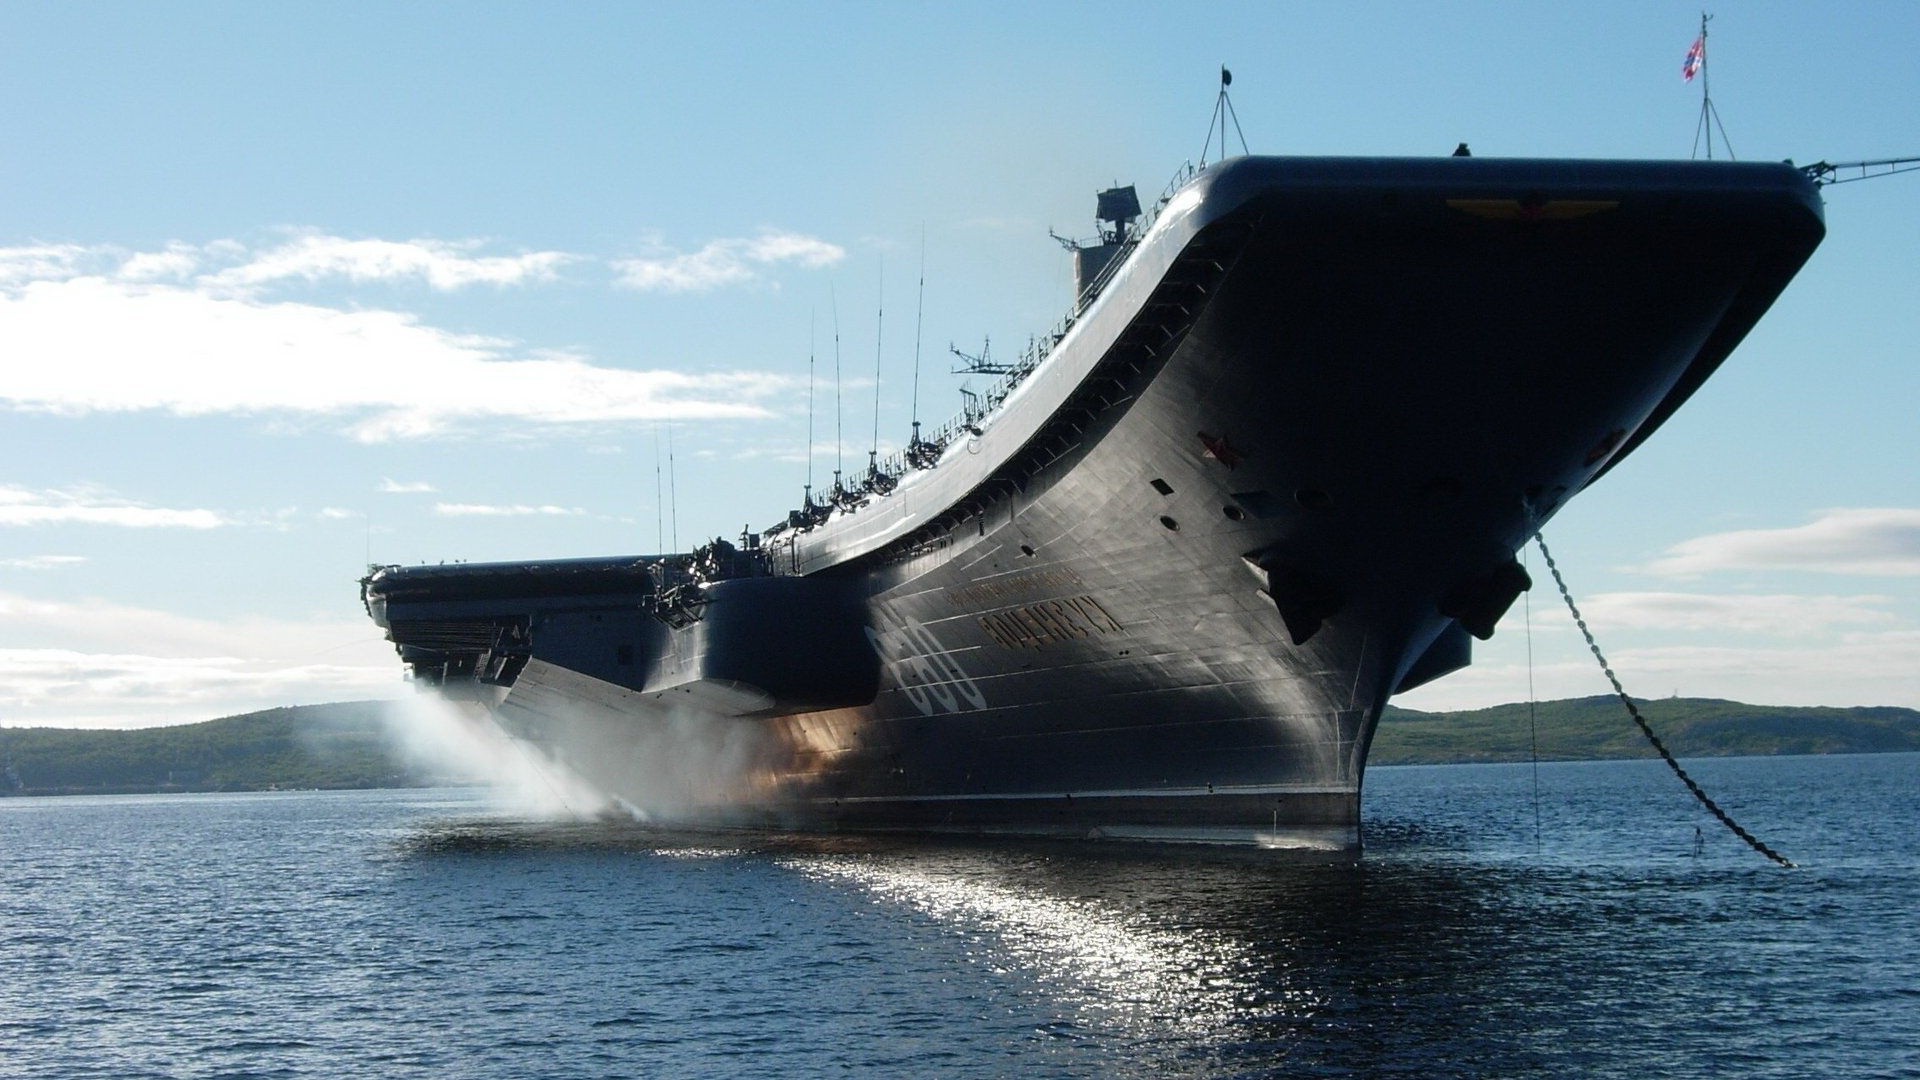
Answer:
866, 615, 989, 717
979, 595, 1123, 650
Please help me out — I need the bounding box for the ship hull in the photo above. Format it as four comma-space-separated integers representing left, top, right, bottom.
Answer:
365, 156, 1824, 849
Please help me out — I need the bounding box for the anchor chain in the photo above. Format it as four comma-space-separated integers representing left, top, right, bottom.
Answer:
1532, 533, 1795, 869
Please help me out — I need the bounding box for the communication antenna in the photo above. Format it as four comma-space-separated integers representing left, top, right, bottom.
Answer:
666, 419, 679, 552
910, 227, 926, 449
870, 256, 883, 477
831, 285, 843, 494
1687, 13, 1736, 161
1199, 65, 1249, 167
805, 310, 816, 507
652, 422, 664, 552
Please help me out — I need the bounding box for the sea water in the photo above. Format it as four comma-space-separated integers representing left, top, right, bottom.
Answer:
1, 754, 1915, 1079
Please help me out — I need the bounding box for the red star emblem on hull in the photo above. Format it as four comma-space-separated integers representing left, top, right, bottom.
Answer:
1198, 431, 1242, 469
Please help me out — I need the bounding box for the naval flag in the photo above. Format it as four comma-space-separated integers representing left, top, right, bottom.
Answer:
1683, 36, 1704, 82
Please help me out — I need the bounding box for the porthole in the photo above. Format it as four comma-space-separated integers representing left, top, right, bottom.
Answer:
1159, 515, 1179, 531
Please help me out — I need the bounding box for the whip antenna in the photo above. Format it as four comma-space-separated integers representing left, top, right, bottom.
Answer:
911, 226, 926, 449
805, 310, 816, 507
666, 419, 679, 552
871, 257, 883, 477
831, 286, 843, 494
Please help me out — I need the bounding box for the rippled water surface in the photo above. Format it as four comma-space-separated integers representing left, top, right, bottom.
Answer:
3, 754, 1917, 1078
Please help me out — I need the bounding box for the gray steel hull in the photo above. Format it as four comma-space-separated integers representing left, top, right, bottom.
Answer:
364, 156, 1824, 849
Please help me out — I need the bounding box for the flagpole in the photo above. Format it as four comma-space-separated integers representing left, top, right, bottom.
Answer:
1700, 12, 1712, 160
1686, 12, 1734, 161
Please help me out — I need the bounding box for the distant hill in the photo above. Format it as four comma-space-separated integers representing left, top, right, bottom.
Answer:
3, 696, 1917, 796
0, 701, 440, 796
1373, 696, 1920, 765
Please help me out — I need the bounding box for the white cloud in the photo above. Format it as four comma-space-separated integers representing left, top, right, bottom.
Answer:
0, 555, 87, 570
0, 244, 88, 284
1643, 508, 1920, 578
0, 485, 228, 529
613, 230, 844, 292
433, 503, 585, 517
204, 233, 572, 292
0, 648, 401, 730
118, 243, 201, 282
318, 507, 361, 520
0, 274, 789, 441
1574, 592, 1898, 636
0, 591, 401, 728
378, 478, 436, 494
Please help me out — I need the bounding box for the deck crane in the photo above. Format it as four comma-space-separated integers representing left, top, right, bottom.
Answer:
1800, 156, 1920, 186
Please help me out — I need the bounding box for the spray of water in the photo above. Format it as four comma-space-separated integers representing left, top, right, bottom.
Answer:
379, 682, 788, 826
518, 697, 787, 825
380, 693, 615, 820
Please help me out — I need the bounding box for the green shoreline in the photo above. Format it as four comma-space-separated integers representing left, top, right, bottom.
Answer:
3, 697, 1917, 797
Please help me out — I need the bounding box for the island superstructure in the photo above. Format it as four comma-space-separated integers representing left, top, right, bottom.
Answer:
363, 154, 1824, 847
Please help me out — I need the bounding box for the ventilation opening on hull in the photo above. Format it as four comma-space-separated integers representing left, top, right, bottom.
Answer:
1150, 477, 1174, 496
1159, 515, 1180, 531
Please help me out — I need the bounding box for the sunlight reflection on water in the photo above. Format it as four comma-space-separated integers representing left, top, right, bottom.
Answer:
783, 850, 1319, 1044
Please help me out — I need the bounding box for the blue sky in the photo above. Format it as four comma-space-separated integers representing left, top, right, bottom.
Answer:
2, 2, 1917, 728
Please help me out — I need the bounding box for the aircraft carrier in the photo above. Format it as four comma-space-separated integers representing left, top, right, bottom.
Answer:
362, 154, 1825, 848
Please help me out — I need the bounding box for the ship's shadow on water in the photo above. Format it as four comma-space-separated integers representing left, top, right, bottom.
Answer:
390, 817, 1590, 1077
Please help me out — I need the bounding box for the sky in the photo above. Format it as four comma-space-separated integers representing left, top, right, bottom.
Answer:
2, 2, 1917, 729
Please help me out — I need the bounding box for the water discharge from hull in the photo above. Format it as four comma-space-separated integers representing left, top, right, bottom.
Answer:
379, 694, 616, 820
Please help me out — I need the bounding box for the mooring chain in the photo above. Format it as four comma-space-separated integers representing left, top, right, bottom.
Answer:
1532, 533, 1796, 869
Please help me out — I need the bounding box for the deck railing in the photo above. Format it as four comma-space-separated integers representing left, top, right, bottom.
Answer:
767, 159, 1213, 536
